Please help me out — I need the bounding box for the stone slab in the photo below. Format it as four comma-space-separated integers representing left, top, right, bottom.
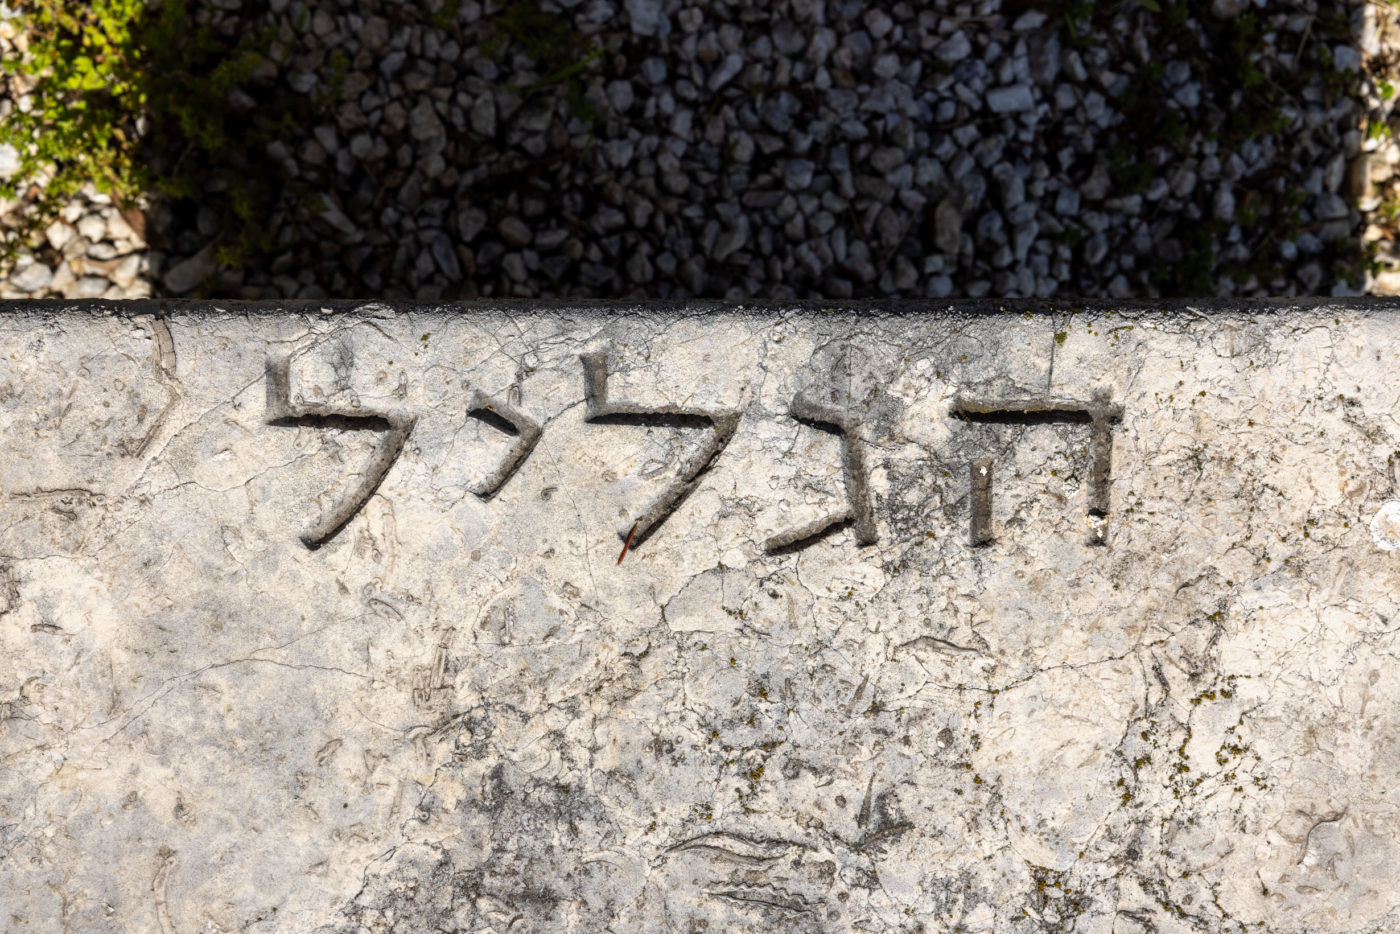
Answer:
1, 301, 1399, 933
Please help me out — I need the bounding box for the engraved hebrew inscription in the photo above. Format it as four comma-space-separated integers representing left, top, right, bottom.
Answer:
952, 389, 1123, 545
265, 354, 417, 548
581, 346, 742, 550
464, 390, 541, 499
765, 390, 877, 552
969, 456, 994, 547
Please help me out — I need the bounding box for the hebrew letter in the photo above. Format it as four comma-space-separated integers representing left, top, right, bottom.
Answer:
581, 348, 741, 551
266, 354, 417, 549
952, 388, 1122, 546
970, 457, 994, 547
766, 392, 877, 553
465, 390, 541, 499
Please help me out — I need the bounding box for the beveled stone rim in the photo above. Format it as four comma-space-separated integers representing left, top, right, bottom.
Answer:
4, 296, 1400, 316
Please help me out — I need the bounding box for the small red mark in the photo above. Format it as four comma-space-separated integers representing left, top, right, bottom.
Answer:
617, 523, 638, 565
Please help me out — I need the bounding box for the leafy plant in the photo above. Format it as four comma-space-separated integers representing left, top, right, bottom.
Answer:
0, 0, 291, 276
419, 0, 462, 31
1380, 195, 1400, 224
0, 0, 148, 261
484, 0, 602, 113
1106, 142, 1153, 195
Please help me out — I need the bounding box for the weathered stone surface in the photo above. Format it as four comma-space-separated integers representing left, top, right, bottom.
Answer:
1, 301, 1398, 932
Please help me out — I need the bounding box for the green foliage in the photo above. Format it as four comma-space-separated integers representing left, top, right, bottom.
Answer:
318, 48, 351, 108
1106, 142, 1153, 196
1056, 224, 1085, 249
1151, 219, 1220, 296
0, 0, 289, 276
1049, 0, 1093, 46
1236, 200, 1259, 229
1380, 195, 1400, 225
419, 0, 462, 31
483, 0, 603, 130
484, 0, 589, 66
1160, 110, 1188, 149
0, 0, 148, 261
1364, 240, 1384, 281
485, 0, 600, 93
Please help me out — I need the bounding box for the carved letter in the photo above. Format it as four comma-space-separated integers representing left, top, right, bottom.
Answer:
766, 392, 877, 553
581, 348, 741, 552
952, 389, 1122, 545
969, 457, 994, 547
266, 355, 417, 549
465, 390, 541, 499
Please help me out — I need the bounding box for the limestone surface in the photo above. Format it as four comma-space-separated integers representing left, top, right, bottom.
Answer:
1, 302, 1398, 933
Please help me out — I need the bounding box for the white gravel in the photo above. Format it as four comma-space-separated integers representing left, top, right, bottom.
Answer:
0, 142, 18, 180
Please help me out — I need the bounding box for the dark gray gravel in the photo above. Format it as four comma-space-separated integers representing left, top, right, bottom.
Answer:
0, 0, 1383, 300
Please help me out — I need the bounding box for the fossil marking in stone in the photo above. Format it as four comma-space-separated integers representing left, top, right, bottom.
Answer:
128, 313, 180, 458
1371, 499, 1400, 551
412, 642, 450, 708
668, 832, 819, 916
666, 831, 791, 866
0, 563, 17, 617
152, 847, 177, 934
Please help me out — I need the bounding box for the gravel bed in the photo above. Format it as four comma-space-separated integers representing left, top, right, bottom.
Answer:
0, 0, 1384, 300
